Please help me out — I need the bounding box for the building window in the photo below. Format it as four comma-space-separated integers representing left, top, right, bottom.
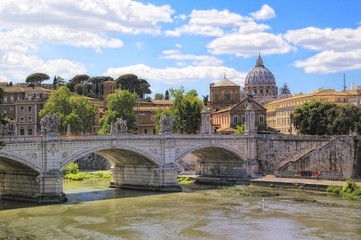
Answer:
20, 127, 25, 135
153, 129, 156, 134
224, 93, 230, 102
28, 116, 32, 123
20, 106, 24, 112
215, 93, 219, 102
20, 117, 25, 123
28, 106, 32, 112
10, 96, 14, 103
259, 115, 264, 123
3, 97, 7, 103
28, 128, 33, 136
144, 129, 148, 134
233, 116, 238, 124
9, 107, 14, 113
3, 107, 6, 114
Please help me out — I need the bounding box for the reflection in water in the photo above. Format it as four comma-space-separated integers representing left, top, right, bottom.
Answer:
0, 181, 361, 239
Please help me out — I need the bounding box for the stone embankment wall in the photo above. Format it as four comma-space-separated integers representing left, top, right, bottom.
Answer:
258, 135, 358, 180
75, 153, 110, 171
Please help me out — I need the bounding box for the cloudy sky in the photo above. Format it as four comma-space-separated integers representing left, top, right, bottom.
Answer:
0, 0, 360, 97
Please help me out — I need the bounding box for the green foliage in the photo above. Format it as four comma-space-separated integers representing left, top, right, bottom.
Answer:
169, 87, 204, 134
235, 123, 246, 135
99, 89, 138, 134
154, 108, 174, 134
116, 74, 151, 99
327, 180, 361, 200
63, 171, 112, 181
53, 75, 65, 89
62, 162, 79, 175
26, 73, 50, 87
326, 185, 341, 194
292, 100, 337, 135
39, 86, 97, 134
177, 177, 195, 185
165, 90, 170, 100
154, 93, 164, 100
292, 100, 361, 135
341, 179, 358, 194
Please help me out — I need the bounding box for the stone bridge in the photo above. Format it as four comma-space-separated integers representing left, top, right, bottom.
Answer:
0, 134, 257, 202
0, 132, 358, 203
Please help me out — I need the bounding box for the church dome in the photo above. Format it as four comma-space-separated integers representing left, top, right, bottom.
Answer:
245, 55, 276, 86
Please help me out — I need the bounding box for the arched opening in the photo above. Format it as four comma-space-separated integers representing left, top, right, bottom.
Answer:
177, 146, 247, 178
0, 156, 40, 201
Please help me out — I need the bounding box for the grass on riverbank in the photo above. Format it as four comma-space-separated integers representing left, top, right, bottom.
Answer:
63, 163, 112, 181
326, 179, 361, 200
63, 171, 112, 181
177, 176, 196, 185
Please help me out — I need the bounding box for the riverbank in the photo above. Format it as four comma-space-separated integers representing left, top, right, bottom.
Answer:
179, 174, 361, 192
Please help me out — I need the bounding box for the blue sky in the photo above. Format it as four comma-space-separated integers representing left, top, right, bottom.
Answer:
0, 0, 360, 98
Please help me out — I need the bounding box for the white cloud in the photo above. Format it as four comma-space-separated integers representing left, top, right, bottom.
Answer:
284, 27, 361, 51
208, 32, 294, 57
165, 9, 249, 37
105, 64, 247, 86
160, 49, 223, 66
0, 0, 174, 82
250, 4, 276, 20
294, 50, 361, 73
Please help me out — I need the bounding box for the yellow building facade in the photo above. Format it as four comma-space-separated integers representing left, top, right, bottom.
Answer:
265, 89, 358, 134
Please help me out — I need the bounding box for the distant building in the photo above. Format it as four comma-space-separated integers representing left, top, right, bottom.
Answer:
134, 99, 173, 134
244, 54, 279, 105
265, 89, 358, 134
209, 76, 242, 113
103, 80, 117, 99
1, 86, 51, 136
211, 97, 267, 134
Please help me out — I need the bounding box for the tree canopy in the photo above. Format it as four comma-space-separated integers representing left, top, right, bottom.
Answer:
26, 73, 50, 87
39, 86, 96, 134
154, 93, 164, 100
116, 74, 151, 99
154, 87, 203, 134
292, 100, 361, 135
99, 89, 138, 134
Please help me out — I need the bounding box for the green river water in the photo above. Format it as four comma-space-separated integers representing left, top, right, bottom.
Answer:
0, 181, 361, 240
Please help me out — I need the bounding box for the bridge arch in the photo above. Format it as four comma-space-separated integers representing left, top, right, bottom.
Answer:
0, 151, 42, 173
176, 143, 247, 163
176, 143, 248, 176
61, 145, 160, 170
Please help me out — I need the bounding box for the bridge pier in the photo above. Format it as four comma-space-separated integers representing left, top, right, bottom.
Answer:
0, 170, 66, 203
110, 165, 181, 192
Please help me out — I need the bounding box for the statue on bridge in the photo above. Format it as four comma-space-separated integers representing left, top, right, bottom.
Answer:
40, 113, 60, 137
112, 117, 128, 135
160, 115, 173, 135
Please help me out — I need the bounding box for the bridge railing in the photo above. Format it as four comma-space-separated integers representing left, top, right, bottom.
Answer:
0, 133, 249, 143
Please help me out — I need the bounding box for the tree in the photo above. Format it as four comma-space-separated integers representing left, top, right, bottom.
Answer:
67, 74, 90, 92
0, 87, 9, 145
89, 76, 113, 99
116, 74, 151, 99
99, 89, 138, 134
329, 105, 361, 135
66, 95, 97, 134
235, 123, 245, 135
39, 86, 96, 134
292, 100, 338, 135
154, 93, 164, 100
166, 87, 204, 134
165, 90, 170, 100
53, 76, 65, 89
26, 73, 50, 87
8, 81, 13, 87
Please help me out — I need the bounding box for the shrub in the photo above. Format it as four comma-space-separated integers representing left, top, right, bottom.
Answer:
62, 163, 79, 175
326, 185, 341, 194
341, 179, 358, 194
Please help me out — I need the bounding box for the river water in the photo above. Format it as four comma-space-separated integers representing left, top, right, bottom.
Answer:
0, 181, 361, 240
